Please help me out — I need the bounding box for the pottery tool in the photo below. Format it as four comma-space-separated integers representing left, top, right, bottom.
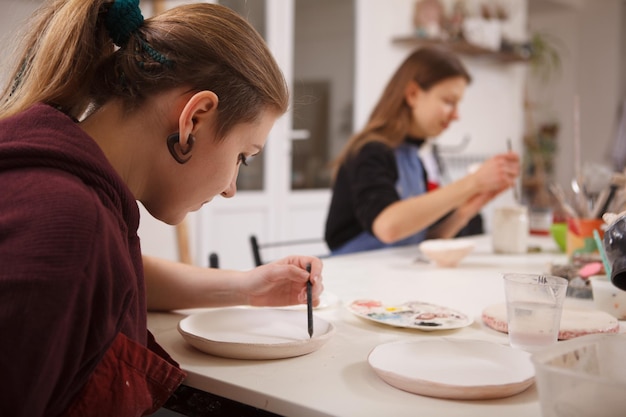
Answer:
506, 138, 520, 203
306, 263, 313, 338
573, 95, 582, 181
549, 183, 578, 219
593, 173, 626, 219
593, 229, 612, 276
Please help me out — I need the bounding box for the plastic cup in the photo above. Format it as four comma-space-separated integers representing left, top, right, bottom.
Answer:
503, 273, 568, 352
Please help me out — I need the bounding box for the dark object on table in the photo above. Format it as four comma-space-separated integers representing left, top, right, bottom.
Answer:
603, 214, 626, 290
549, 260, 596, 299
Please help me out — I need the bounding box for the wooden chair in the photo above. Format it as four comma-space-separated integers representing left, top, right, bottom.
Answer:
249, 235, 328, 266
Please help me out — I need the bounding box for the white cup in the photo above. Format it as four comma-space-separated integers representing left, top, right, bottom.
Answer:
504, 273, 568, 352
492, 205, 529, 254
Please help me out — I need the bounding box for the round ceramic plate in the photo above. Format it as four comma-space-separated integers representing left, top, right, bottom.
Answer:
368, 339, 535, 400
481, 303, 620, 340
178, 308, 335, 360
348, 299, 473, 331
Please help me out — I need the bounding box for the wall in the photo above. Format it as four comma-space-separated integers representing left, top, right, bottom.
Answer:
528, 0, 624, 190
0, 0, 40, 85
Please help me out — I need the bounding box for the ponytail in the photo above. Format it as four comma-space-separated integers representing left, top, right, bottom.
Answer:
0, 0, 113, 119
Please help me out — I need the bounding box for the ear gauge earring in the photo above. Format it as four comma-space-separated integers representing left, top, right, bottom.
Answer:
166, 133, 195, 164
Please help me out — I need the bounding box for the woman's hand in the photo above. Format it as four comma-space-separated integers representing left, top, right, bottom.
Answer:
239, 256, 324, 307
471, 152, 520, 193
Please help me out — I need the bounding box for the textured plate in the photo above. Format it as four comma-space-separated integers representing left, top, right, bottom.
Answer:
482, 303, 619, 340
368, 339, 535, 400
348, 299, 473, 331
178, 308, 335, 360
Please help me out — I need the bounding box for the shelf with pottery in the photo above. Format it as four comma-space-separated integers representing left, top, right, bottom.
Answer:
392, 37, 530, 63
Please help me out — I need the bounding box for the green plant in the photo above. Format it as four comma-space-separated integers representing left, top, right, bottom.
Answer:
528, 31, 563, 84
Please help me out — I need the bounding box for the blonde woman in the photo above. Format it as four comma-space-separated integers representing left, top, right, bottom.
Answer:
325, 47, 520, 255
0, 1, 323, 415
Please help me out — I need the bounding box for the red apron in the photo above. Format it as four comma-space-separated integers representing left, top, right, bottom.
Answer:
61, 332, 186, 417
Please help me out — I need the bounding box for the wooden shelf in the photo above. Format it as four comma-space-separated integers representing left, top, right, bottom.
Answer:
392, 37, 530, 63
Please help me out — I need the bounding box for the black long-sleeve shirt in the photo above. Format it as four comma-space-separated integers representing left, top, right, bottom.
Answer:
325, 140, 425, 250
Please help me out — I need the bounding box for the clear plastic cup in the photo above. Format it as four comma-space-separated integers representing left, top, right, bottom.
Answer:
503, 273, 568, 352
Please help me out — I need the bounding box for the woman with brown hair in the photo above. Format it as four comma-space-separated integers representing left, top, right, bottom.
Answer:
0, 1, 323, 415
325, 46, 520, 255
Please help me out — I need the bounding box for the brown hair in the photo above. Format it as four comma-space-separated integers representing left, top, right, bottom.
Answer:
331, 46, 470, 177
0, 0, 289, 140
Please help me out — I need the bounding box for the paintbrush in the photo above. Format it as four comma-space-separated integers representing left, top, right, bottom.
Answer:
549, 183, 578, 219
306, 263, 313, 338
594, 173, 626, 218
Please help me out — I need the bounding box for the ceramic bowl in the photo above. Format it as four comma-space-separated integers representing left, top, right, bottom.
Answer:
418, 239, 475, 268
549, 222, 567, 253
589, 274, 626, 320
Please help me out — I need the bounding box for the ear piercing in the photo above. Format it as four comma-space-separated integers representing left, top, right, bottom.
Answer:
166, 132, 195, 164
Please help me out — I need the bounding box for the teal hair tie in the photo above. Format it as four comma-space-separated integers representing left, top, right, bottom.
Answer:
105, 0, 144, 47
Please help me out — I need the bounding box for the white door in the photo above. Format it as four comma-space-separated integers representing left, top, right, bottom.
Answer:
195, 0, 355, 269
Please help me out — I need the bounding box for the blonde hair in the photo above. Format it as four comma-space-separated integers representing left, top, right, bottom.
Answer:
0, 0, 289, 140
331, 46, 470, 178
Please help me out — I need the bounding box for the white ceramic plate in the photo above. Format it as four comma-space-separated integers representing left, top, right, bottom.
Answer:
368, 339, 535, 400
348, 299, 473, 331
178, 308, 335, 360
482, 303, 620, 340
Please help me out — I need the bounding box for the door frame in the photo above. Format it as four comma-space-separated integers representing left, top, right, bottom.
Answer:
195, 0, 331, 270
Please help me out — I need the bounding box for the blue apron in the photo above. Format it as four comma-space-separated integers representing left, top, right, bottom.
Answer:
332, 142, 428, 255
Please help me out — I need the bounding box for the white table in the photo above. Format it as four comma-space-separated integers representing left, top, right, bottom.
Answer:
148, 235, 619, 417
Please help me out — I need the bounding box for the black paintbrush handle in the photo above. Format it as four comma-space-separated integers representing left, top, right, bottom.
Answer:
306, 263, 313, 338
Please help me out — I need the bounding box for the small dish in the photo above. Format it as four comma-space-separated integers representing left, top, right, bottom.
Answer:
418, 238, 475, 267
368, 339, 535, 400
178, 307, 335, 360
348, 299, 473, 331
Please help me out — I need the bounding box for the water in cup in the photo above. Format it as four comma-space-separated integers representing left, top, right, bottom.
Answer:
503, 273, 568, 352
507, 301, 561, 350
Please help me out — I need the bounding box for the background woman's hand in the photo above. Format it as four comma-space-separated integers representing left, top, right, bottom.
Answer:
240, 256, 324, 307
471, 152, 520, 193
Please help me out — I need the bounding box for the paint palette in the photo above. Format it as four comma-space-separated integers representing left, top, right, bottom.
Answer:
348, 299, 473, 331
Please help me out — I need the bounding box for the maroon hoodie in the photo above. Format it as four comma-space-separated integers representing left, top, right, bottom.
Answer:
0, 104, 184, 417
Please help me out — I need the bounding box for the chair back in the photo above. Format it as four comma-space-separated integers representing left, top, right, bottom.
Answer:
249, 235, 328, 266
